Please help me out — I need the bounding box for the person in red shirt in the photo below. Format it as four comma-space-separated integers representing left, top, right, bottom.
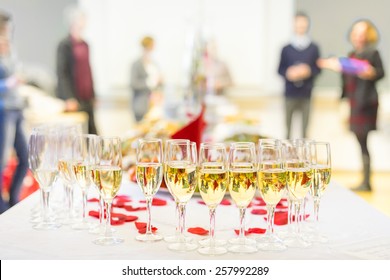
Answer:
56, 6, 98, 135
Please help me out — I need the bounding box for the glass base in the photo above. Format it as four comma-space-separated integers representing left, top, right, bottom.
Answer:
168, 242, 198, 252
198, 246, 227, 256
199, 237, 227, 247
306, 232, 328, 243
88, 224, 116, 235
229, 237, 256, 246
136, 232, 163, 242
164, 233, 192, 243
284, 234, 312, 248
93, 236, 124, 246
33, 221, 61, 231
257, 235, 287, 252
228, 244, 257, 254
71, 221, 93, 230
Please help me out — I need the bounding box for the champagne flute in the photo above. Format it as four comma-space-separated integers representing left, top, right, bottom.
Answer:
28, 127, 61, 230
163, 139, 191, 243
93, 136, 124, 245
284, 140, 312, 248
257, 139, 287, 251
228, 142, 258, 253
71, 134, 99, 230
165, 141, 198, 251
58, 124, 82, 225
198, 143, 228, 255
136, 138, 163, 242
307, 141, 331, 243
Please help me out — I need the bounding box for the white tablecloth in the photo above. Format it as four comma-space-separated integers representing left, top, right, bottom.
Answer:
1, 180, 390, 260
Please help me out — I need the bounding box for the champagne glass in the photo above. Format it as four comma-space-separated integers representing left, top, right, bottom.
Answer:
71, 134, 99, 230
136, 138, 164, 242
257, 139, 287, 251
57, 124, 82, 225
307, 142, 331, 243
93, 136, 124, 245
28, 128, 61, 230
198, 143, 228, 255
163, 139, 191, 243
228, 142, 258, 253
284, 140, 312, 248
165, 141, 198, 251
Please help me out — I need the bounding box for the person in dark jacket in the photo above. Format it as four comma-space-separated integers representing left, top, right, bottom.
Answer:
318, 19, 385, 191
278, 12, 321, 139
56, 6, 98, 135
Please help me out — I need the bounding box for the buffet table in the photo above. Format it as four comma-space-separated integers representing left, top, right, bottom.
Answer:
1, 180, 390, 260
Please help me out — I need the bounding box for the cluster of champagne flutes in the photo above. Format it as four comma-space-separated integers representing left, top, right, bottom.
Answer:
28, 124, 124, 245
138, 138, 331, 255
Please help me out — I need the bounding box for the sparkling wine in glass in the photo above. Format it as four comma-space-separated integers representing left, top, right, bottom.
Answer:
71, 134, 99, 230
307, 141, 331, 243
136, 138, 164, 242
163, 139, 191, 243
284, 140, 312, 248
228, 142, 258, 253
257, 139, 287, 251
28, 127, 61, 230
93, 136, 124, 245
165, 141, 198, 251
198, 143, 228, 255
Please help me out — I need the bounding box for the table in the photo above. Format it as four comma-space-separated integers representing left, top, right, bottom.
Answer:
1, 180, 390, 260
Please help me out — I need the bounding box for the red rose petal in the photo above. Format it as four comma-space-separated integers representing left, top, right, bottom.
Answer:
135, 222, 157, 234
280, 198, 288, 202
187, 227, 209, 236
88, 210, 100, 219
276, 203, 289, 209
252, 198, 266, 206
234, 228, 266, 236
220, 199, 231, 206
116, 195, 132, 200
197, 200, 206, 205
139, 198, 167, 206
264, 211, 289, 225
87, 198, 100, 203
251, 208, 267, 215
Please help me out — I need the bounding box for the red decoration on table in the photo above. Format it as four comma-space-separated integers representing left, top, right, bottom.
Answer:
139, 197, 167, 206
253, 197, 266, 206
251, 208, 267, 215
87, 198, 100, 203
135, 222, 158, 234
234, 228, 266, 235
171, 105, 206, 150
263, 212, 310, 226
88, 210, 138, 225
187, 227, 209, 236
276, 201, 289, 209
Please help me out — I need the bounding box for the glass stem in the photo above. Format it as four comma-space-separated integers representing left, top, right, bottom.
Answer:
313, 197, 321, 230
209, 207, 216, 247
266, 204, 275, 236
178, 203, 186, 240
175, 201, 180, 234
41, 189, 50, 223
63, 183, 69, 211
295, 201, 302, 235
99, 195, 104, 225
146, 197, 153, 234
81, 190, 87, 222
239, 207, 246, 239
288, 197, 294, 233
104, 201, 112, 237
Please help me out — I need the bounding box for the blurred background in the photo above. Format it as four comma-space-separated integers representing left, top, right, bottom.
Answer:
1, 0, 389, 214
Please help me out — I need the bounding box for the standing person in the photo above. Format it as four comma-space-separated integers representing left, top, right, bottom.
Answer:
56, 5, 98, 135
278, 12, 321, 139
0, 11, 28, 213
318, 19, 385, 192
130, 36, 163, 123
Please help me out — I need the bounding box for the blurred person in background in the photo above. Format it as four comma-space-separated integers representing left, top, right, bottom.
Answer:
278, 11, 321, 139
130, 36, 163, 123
318, 19, 384, 192
0, 10, 28, 213
56, 5, 98, 135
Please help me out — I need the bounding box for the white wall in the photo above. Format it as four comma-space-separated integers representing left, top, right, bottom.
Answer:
80, 0, 294, 97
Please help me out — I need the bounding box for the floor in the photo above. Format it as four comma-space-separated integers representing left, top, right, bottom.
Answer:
94, 92, 390, 217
